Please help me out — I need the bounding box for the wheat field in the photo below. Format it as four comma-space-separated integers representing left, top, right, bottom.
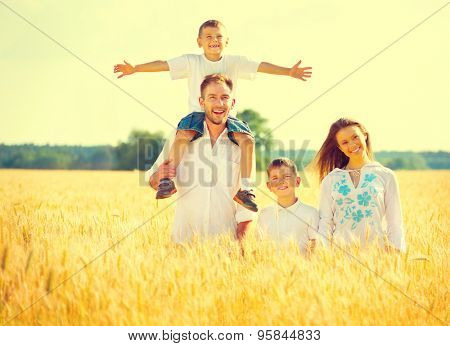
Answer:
0, 169, 448, 326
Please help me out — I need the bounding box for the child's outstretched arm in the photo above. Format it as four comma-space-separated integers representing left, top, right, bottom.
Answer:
257, 60, 312, 81
114, 60, 169, 78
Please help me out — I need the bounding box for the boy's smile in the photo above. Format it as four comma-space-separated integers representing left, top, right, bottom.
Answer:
197, 26, 229, 60
267, 166, 300, 199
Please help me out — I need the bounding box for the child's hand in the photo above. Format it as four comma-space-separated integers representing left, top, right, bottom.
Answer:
114, 60, 135, 78
288, 60, 312, 81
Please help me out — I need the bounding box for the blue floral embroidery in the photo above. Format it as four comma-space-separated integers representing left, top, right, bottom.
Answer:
360, 173, 377, 188
357, 191, 372, 206
340, 206, 353, 224
337, 197, 355, 205
368, 186, 378, 194
365, 173, 376, 182
352, 210, 364, 222
344, 206, 352, 217
333, 171, 380, 230
338, 184, 351, 196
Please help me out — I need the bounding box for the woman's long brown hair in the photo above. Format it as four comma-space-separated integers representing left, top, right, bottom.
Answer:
314, 118, 374, 182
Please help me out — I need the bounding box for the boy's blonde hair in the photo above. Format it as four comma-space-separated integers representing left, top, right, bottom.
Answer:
267, 157, 298, 177
198, 20, 226, 37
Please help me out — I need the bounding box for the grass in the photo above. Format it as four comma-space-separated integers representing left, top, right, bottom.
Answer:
0, 169, 448, 325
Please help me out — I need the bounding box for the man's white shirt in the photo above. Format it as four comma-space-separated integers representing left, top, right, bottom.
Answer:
257, 199, 319, 254
145, 122, 256, 243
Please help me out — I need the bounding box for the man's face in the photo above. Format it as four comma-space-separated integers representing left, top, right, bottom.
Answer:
197, 26, 228, 56
199, 82, 235, 126
266, 166, 300, 199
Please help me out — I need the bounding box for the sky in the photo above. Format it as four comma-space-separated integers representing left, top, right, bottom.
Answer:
0, 0, 449, 151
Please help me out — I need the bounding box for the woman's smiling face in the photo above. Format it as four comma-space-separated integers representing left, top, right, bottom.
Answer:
336, 125, 368, 159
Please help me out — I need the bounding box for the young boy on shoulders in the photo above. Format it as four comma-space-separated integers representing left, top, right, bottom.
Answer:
114, 20, 312, 212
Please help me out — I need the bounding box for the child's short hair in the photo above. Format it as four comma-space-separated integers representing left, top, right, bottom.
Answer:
200, 74, 233, 97
198, 20, 225, 37
267, 157, 298, 177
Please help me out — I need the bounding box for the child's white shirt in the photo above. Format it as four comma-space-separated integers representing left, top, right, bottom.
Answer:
318, 161, 406, 251
257, 199, 319, 253
167, 54, 260, 115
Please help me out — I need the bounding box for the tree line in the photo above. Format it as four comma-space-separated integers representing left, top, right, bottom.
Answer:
1, 110, 448, 171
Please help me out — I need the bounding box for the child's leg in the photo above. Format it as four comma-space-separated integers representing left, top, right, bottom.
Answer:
168, 130, 197, 169
156, 129, 196, 199
232, 132, 255, 189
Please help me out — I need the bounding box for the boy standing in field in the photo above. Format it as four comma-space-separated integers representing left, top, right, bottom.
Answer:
258, 158, 318, 256
114, 20, 312, 212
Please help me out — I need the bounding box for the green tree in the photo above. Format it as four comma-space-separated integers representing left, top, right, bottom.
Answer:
384, 155, 428, 170
90, 147, 115, 170
114, 129, 165, 170
237, 109, 274, 171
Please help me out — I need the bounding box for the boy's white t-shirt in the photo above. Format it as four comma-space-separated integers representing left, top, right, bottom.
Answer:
167, 54, 260, 116
257, 199, 319, 254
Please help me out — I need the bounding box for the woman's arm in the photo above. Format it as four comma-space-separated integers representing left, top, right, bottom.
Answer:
384, 173, 406, 252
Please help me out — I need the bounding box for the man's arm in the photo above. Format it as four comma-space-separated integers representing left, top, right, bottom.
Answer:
148, 159, 176, 190
236, 221, 252, 241
234, 138, 257, 241
144, 130, 177, 189
114, 60, 169, 78
257, 60, 312, 81
306, 239, 316, 258
149, 171, 160, 191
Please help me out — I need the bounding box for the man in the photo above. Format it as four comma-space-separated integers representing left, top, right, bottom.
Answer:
145, 74, 256, 243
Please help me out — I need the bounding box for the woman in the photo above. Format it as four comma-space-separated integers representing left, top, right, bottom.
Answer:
315, 118, 406, 251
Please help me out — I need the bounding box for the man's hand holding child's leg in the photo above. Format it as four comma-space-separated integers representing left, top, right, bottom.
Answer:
232, 132, 258, 212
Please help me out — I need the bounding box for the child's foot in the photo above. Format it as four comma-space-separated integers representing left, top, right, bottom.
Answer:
233, 189, 258, 212
156, 178, 177, 199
